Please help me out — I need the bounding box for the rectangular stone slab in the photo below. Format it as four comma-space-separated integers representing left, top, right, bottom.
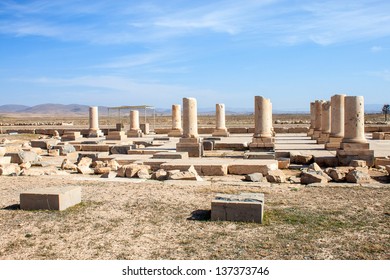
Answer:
228, 159, 278, 175
20, 186, 81, 211
211, 193, 264, 223
152, 152, 189, 159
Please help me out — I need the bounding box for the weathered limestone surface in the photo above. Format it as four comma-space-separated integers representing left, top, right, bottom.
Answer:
307, 102, 316, 136
312, 100, 325, 140
20, 186, 81, 211
212, 104, 230, 137
176, 98, 202, 157
228, 159, 278, 175
106, 131, 127, 141
88, 107, 104, 137
127, 110, 143, 138
168, 104, 183, 137
317, 101, 331, 144
249, 96, 274, 152
326, 94, 346, 150
211, 193, 264, 223
337, 96, 374, 166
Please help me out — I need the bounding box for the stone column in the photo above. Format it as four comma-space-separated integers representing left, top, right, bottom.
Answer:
249, 96, 274, 152
312, 100, 324, 140
127, 110, 143, 137
317, 101, 331, 144
182, 97, 198, 138
307, 102, 316, 136
212, 103, 229, 137
325, 94, 346, 150
343, 96, 366, 144
88, 106, 103, 137
337, 96, 373, 166
176, 97, 202, 157
168, 104, 183, 137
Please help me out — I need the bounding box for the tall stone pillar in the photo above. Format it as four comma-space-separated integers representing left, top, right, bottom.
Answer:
212, 104, 229, 137
325, 94, 346, 150
249, 96, 274, 152
317, 101, 331, 144
127, 110, 143, 137
312, 100, 324, 140
307, 102, 316, 136
337, 96, 374, 166
88, 106, 103, 137
176, 97, 202, 157
168, 104, 183, 137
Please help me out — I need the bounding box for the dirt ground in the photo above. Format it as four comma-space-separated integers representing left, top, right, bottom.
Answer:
0, 174, 389, 260
0, 113, 389, 260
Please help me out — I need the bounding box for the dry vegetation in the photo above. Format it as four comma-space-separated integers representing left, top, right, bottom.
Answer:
0, 113, 389, 260
0, 175, 389, 260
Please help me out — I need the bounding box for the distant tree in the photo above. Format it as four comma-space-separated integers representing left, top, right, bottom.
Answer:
383, 104, 390, 122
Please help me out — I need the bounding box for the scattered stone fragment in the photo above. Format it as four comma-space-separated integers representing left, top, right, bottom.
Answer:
0, 164, 21, 176
386, 165, 390, 175
5, 151, 41, 164
308, 162, 322, 172
0, 147, 6, 157
119, 164, 151, 178
77, 166, 94, 175
107, 159, 120, 171
61, 159, 78, 171
55, 144, 76, 155
168, 165, 203, 181
278, 158, 290, 169
77, 157, 92, 168
94, 167, 111, 175
346, 170, 371, 184
350, 160, 367, 168
243, 173, 263, 182
0, 138, 11, 144
266, 169, 286, 183
167, 170, 181, 177
48, 149, 60, 157
151, 169, 168, 180
91, 160, 105, 169
137, 169, 151, 179
290, 152, 313, 164
300, 171, 329, 184
326, 168, 347, 182
0, 156, 11, 165
100, 171, 117, 179
19, 162, 31, 170
289, 176, 301, 184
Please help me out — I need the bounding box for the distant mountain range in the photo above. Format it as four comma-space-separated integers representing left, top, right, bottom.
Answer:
0, 103, 386, 115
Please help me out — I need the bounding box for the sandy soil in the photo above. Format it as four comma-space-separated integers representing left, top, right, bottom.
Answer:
0, 174, 389, 260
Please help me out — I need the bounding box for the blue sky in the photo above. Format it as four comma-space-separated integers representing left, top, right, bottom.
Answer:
0, 0, 389, 110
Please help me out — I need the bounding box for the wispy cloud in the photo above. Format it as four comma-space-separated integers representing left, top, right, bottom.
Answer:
371, 46, 383, 53
18, 75, 221, 106
1, 0, 390, 46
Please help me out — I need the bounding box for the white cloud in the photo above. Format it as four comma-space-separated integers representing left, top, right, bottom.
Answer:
1, 0, 390, 46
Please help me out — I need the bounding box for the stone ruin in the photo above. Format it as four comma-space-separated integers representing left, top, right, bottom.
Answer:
1, 96, 390, 220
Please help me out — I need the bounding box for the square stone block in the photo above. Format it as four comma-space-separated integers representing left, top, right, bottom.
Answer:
20, 186, 81, 211
341, 142, 370, 150
106, 131, 127, 141
127, 130, 143, 138
211, 193, 264, 223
